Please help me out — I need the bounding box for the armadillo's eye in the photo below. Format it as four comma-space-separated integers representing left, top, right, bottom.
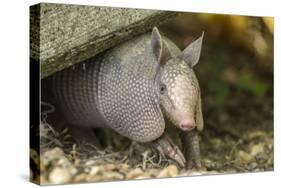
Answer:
160, 84, 167, 95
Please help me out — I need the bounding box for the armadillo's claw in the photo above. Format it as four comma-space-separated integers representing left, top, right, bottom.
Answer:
151, 134, 186, 167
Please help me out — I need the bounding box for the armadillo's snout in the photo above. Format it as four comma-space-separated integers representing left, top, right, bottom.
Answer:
179, 118, 196, 131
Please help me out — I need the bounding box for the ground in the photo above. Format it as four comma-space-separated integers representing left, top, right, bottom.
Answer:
30, 91, 273, 185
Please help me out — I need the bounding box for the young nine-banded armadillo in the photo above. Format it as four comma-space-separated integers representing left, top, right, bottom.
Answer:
51, 27, 204, 169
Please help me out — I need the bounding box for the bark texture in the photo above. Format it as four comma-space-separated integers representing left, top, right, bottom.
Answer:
30, 3, 177, 78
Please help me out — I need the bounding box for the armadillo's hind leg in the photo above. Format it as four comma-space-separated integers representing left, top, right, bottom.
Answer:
150, 133, 186, 167
181, 130, 202, 169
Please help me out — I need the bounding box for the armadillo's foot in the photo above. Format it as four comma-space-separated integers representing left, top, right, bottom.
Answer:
187, 156, 202, 170
151, 133, 186, 167
181, 130, 202, 169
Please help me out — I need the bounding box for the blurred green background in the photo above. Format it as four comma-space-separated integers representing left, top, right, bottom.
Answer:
161, 13, 273, 108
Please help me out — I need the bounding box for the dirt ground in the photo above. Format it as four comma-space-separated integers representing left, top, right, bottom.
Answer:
30, 91, 273, 185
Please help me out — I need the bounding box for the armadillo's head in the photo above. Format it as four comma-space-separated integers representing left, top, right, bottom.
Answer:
151, 27, 203, 132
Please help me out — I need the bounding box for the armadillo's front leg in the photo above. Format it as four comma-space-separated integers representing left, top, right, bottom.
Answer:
150, 133, 186, 167
181, 95, 204, 169
181, 130, 202, 169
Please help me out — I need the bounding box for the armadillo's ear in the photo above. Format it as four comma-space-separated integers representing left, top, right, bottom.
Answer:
151, 27, 171, 66
178, 32, 204, 67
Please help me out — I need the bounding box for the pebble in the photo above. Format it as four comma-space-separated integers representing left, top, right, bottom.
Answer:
104, 172, 124, 180
73, 173, 87, 183
135, 174, 152, 179
41, 147, 65, 168
86, 174, 103, 182
157, 165, 178, 178
85, 160, 96, 166
57, 157, 77, 175
250, 144, 264, 156
250, 162, 258, 169
89, 166, 100, 176
44, 147, 64, 160
127, 168, 144, 179
184, 170, 205, 176
238, 150, 252, 162
48, 167, 72, 184
104, 163, 116, 171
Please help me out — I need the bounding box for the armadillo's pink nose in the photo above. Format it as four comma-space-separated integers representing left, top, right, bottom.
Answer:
179, 119, 196, 131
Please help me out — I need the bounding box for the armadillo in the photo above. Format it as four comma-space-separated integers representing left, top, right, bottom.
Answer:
51, 27, 204, 168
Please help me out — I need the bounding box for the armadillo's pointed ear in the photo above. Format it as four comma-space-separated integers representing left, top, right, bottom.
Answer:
178, 32, 204, 67
151, 27, 171, 66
